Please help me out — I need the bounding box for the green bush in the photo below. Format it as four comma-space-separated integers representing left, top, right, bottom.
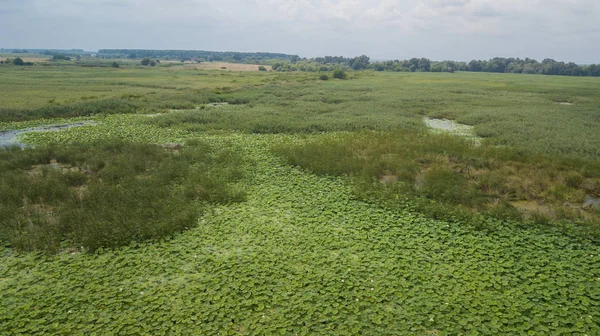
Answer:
10, 57, 33, 66
52, 54, 71, 61
565, 171, 584, 188
319, 74, 329, 80
258, 65, 267, 71
421, 165, 481, 205
332, 69, 348, 80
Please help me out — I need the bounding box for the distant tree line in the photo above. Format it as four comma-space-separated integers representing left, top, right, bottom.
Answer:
272, 55, 371, 72
97, 49, 299, 64
272, 55, 600, 77
43, 50, 86, 57
369, 57, 600, 76
3, 48, 597, 77
0, 48, 85, 54
463, 58, 600, 76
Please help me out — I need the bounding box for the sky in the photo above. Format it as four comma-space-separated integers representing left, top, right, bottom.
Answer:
1, 0, 599, 63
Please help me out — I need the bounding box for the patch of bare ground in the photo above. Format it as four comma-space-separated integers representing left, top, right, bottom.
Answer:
510, 200, 599, 222
379, 172, 399, 185
27, 159, 79, 175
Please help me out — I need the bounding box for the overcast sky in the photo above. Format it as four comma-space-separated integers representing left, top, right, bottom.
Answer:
1, 0, 599, 63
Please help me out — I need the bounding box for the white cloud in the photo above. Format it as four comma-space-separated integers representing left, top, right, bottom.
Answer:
1, 0, 599, 62
22, 0, 600, 35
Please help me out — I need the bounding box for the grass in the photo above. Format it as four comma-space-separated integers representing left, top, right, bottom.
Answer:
139, 71, 600, 159
1, 63, 600, 334
0, 64, 315, 119
2, 67, 599, 159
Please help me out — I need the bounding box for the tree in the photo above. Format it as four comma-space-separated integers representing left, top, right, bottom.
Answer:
350, 55, 370, 70
522, 63, 537, 74
150, 60, 156, 66
505, 62, 523, 73
418, 58, 431, 72
468, 60, 482, 72
112, 62, 120, 68
431, 63, 443, 72
12, 57, 24, 66
141, 58, 151, 66
588, 64, 600, 77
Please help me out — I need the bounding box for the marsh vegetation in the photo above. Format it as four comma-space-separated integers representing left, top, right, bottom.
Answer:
1, 61, 599, 335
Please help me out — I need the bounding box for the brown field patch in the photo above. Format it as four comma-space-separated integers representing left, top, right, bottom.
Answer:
0, 54, 50, 63
21, 57, 51, 63
174, 62, 271, 72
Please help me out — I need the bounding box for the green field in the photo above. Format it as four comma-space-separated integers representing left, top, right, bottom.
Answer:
1, 63, 599, 334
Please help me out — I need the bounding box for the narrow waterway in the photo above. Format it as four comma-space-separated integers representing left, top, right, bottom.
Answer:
0, 122, 92, 148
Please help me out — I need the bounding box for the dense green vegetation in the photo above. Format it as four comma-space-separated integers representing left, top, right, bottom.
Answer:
1, 63, 599, 334
273, 131, 600, 225
1, 133, 599, 335
0, 139, 245, 253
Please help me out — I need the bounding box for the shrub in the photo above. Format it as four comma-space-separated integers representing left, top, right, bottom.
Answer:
421, 165, 481, 205
565, 171, 584, 188
332, 69, 348, 80
111, 62, 120, 68
258, 65, 268, 71
319, 74, 329, 80
52, 54, 71, 61
11, 57, 33, 66
141, 58, 151, 66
